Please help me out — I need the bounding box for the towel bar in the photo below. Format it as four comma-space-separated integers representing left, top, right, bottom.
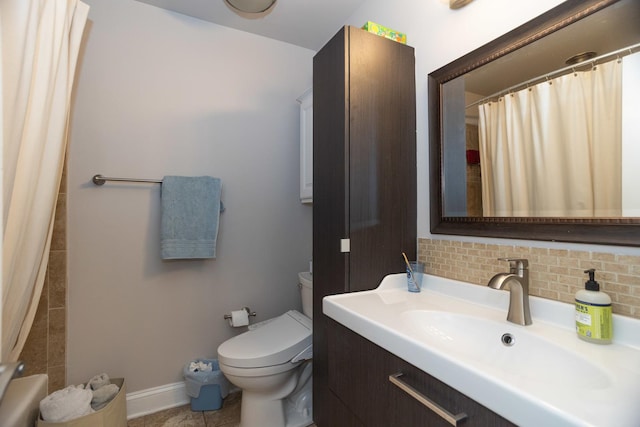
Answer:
92, 174, 162, 185
92, 174, 226, 213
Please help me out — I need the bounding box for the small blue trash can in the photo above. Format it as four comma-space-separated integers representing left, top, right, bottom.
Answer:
183, 359, 230, 411
190, 383, 222, 411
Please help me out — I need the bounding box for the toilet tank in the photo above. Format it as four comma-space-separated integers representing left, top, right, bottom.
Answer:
298, 272, 313, 319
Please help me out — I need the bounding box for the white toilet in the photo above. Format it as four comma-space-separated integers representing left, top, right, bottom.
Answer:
217, 272, 313, 427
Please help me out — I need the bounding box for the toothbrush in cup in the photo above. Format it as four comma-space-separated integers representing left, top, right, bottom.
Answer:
402, 252, 419, 291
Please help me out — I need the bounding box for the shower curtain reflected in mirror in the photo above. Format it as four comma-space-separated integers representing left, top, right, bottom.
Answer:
2, 0, 88, 361
478, 59, 622, 217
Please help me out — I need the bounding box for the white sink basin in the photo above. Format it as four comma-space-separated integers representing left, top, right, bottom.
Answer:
323, 273, 640, 427
402, 310, 611, 389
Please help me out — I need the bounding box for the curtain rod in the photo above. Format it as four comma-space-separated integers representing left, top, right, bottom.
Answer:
465, 42, 640, 110
92, 174, 162, 185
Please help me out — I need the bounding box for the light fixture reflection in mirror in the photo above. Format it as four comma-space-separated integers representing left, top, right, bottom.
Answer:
428, 0, 640, 247
450, 0, 474, 9
224, 0, 276, 14
565, 51, 598, 65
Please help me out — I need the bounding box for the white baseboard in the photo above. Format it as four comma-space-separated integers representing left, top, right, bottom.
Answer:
126, 381, 190, 420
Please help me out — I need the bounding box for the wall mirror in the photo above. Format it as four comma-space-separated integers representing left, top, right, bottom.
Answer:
429, 0, 640, 246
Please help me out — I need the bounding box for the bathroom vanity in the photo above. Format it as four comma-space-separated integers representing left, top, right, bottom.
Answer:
327, 319, 513, 426
323, 274, 640, 427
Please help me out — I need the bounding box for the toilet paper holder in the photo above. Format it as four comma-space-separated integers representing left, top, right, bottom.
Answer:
224, 307, 256, 320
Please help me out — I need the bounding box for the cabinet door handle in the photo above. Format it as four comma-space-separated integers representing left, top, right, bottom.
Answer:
389, 372, 468, 426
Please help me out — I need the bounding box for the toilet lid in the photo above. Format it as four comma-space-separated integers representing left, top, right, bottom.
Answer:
218, 310, 312, 368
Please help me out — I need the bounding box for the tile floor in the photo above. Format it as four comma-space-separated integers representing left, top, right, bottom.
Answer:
127, 392, 317, 427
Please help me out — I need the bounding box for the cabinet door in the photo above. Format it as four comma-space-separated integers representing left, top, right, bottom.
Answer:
347, 27, 417, 292
327, 319, 516, 427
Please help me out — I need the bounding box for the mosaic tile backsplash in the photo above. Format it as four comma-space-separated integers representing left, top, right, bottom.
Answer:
419, 238, 640, 319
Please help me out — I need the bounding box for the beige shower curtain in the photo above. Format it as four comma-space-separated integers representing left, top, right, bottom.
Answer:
1, 0, 88, 361
478, 59, 622, 217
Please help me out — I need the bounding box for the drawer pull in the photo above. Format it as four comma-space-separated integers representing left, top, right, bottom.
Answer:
389, 372, 468, 426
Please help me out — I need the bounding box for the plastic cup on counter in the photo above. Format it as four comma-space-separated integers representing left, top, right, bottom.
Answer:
406, 261, 424, 292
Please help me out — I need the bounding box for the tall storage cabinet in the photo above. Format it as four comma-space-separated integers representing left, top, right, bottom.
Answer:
312, 26, 416, 426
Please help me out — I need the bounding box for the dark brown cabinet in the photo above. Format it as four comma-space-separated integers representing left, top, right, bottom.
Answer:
327, 319, 516, 427
312, 26, 416, 426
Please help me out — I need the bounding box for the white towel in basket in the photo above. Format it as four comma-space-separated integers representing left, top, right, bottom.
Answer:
40, 385, 94, 422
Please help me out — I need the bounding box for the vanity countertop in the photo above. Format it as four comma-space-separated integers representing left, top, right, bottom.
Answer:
323, 273, 640, 427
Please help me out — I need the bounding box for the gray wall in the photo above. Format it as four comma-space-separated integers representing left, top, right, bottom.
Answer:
68, 0, 313, 392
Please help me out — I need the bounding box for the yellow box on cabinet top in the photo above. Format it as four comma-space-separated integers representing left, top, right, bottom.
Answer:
361, 21, 407, 44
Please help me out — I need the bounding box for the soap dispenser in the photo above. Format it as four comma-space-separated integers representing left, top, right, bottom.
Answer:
575, 269, 612, 344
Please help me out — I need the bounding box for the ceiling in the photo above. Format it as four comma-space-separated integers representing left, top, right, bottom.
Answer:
134, 0, 368, 51
134, 0, 639, 97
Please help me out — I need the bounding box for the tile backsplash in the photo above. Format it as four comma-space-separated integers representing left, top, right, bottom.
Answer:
418, 238, 640, 319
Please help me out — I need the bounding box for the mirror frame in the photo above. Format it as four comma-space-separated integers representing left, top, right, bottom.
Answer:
428, 0, 640, 247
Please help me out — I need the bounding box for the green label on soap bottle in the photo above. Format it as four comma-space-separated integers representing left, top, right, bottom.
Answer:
575, 300, 612, 340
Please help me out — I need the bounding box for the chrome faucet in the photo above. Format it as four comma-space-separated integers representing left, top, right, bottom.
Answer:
488, 258, 532, 326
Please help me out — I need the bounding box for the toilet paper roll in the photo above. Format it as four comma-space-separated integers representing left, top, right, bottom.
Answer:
229, 309, 249, 327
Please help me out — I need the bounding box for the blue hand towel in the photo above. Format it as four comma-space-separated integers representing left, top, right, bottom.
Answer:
161, 176, 222, 259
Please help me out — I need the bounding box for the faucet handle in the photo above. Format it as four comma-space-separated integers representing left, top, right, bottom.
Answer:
498, 258, 529, 272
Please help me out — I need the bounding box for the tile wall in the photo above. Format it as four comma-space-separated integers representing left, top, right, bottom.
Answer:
19, 167, 67, 393
419, 238, 640, 319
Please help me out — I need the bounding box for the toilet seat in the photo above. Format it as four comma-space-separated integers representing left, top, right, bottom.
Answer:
218, 310, 312, 369
218, 359, 302, 378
